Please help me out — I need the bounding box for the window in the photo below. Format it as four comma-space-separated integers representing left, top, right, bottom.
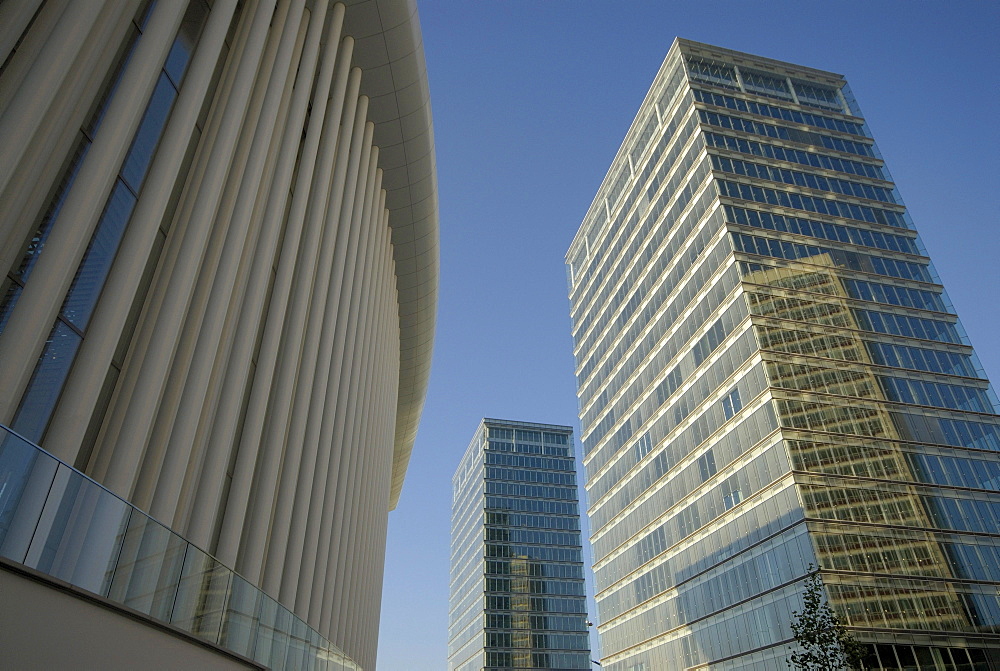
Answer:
686, 57, 739, 90
698, 449, 717, 482
634, 432, 653, 461
722, 388, 742, 420
742, 70, 793, 101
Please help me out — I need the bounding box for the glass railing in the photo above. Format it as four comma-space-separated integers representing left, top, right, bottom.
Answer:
0, 424, 360, 670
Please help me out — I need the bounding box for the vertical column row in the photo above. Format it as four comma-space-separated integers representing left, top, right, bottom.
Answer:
332, 203, 399, 669
0, 0, 110, 197
259, 90, 371, 599
368, 210, 401, 669
92, 0, 279, 498
328, 184, 387, 643
0, 0, 188, 424
213, 2, 348, 569
234, 58, 362, 586
42, 0, 241, 467
0, 0, 131, 279
135, 0, 298, 520
85, 0, 261, 485
168, 5, 312, 532
145, 0, 307, 526
287, 150, 381, 617
298, 179, 374, 620
0, 0, 45, 67
309, 197, 391, 635
182, 1, 339, 552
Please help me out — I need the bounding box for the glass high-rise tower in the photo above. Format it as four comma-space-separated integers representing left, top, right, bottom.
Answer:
449, 419, 592, 671
566, 39, 1000, 671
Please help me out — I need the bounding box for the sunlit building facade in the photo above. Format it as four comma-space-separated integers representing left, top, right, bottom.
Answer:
566, 38, 1000, 670
0, 1, 437, 669
449, 419, 592, 671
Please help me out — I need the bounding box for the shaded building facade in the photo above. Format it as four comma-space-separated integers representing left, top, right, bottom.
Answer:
0, 1, 438, 669
566, 39, 1000, 670
449, 419, 592, 671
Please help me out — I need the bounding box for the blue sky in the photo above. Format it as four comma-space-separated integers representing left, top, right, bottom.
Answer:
377, 2, 1000, 668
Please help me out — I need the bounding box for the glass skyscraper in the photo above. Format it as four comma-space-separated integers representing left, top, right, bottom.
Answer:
449, 419, 592, 671
566, 39, 1000, 671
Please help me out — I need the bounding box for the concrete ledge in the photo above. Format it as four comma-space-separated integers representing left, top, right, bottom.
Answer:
0, 558, 265, 670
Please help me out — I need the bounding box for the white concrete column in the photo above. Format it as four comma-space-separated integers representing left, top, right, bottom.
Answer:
0, 0, 187, 426
184, 1, 338, 552
0, 0, 70, 117
290, 157, 381, 616
0, 0, 108, 195
147, 0, 305, 526
309, 196, 389, 625
260, 88, 370, 598
277, 130, 377, 610
97, 0, 278, 499
133, 0, 290, 513
216, 22, 353, 581
0, 0, 46, 69
173, 11, 310, 536
330, 192, 388, 645
88, 0, 259, 484
294, 169, 382, 621
43, 0, 241, 465
0, 1, 130, 272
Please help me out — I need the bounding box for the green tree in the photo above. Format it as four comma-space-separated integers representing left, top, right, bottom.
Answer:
788, 566, 866, 670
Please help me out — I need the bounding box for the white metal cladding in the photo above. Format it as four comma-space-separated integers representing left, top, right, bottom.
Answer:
343, 0, 439, 510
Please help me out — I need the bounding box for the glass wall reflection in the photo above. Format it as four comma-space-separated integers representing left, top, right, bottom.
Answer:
0, 424, 360, 670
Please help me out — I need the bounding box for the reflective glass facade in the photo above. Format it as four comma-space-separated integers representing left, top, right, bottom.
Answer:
0, 424, 361, 669
566, 39, 1000, 671
449, 419, 592, 671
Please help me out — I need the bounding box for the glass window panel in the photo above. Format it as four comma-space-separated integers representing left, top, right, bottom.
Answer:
0, 281, 22, 334
62, 181, 137, 330
219, 575, 261, 657
107, 510, 187, 621
13, 134, 91, 284
121, 74, 177, 192
255, 597, 293, 669
0, 428, 60, 563
23, 463, 130, 596
11, 321, 82, 443
163, 0, 208, 85
171, 545, 231, 644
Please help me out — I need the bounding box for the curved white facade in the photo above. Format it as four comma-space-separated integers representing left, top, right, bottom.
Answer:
0, 1, 437, 668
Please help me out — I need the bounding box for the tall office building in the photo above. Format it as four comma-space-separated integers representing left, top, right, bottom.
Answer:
0, 1, 437, 669
566, 39, 1000, 670
449, 419, 592, 671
